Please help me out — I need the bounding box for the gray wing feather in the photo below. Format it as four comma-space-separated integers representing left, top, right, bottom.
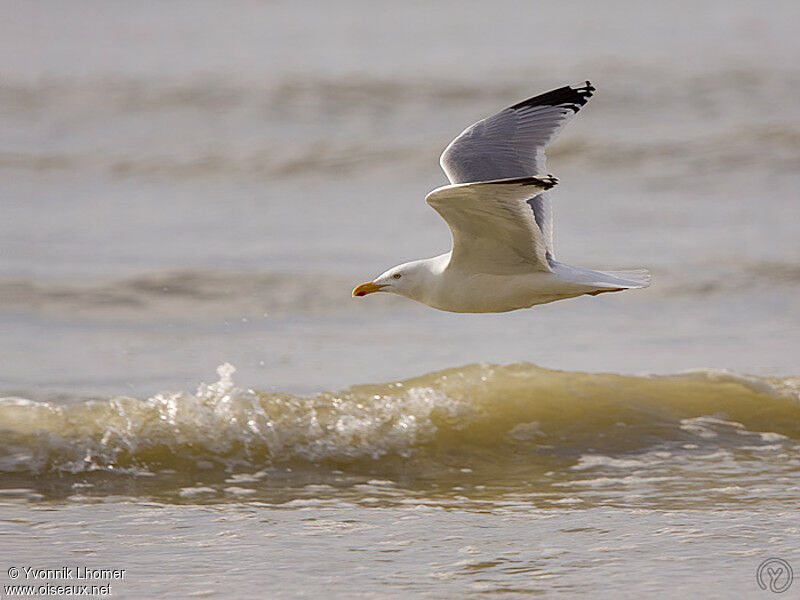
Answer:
528, 192, 554, 261
426, 176, 559, 273
439, 82, 594, 260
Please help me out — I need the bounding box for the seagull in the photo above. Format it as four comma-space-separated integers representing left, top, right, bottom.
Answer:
353, 81, 650, 313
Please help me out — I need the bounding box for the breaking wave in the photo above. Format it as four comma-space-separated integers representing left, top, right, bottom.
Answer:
1, 363, 798, 477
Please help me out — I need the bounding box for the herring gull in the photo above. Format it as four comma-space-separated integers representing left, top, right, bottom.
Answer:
353, 81, 650, 313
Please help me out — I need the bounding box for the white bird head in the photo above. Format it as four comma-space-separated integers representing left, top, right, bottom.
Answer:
352, 260, 431, 301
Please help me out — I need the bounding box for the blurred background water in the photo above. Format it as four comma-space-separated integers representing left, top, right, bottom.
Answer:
1, 1, 799, 598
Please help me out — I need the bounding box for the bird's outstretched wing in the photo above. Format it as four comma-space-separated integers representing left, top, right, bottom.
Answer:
426, 176, 558, 274
439, 81, 594, 259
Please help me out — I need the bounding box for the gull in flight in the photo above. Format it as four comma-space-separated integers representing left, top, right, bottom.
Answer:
353, 82, 650, 313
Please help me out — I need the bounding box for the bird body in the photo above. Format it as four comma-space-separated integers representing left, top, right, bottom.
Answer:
353, 82, 650, 313
360, 252, 649, 314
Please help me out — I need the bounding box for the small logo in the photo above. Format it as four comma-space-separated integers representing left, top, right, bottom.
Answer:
756, 558, 793, 594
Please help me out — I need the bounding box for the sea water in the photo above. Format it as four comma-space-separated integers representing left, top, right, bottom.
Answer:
2, 1, 799, 597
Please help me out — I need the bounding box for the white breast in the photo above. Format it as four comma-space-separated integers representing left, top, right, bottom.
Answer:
420, 269, 584, 313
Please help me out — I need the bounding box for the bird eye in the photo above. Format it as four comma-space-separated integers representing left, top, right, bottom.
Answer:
393, 273, 402, 279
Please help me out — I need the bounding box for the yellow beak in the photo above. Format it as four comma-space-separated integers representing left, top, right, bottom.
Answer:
352, 281, 387, 297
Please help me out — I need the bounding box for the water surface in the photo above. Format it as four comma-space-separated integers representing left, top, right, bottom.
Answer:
2, 1, 800, 597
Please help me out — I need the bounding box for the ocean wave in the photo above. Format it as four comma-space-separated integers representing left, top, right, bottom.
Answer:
3, 70, 800, 179
3, 126, 797, 180
654, 261, 800, 296
0, 76, 510, 115
0, 271, 408, 319
5, 67, 799, 117
2, 262, 799, 322
1, 363, 798, 478
0, 144, 430, 179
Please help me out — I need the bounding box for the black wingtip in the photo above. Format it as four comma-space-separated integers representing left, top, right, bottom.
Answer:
510, 81, 595, 113
534, 175, 558, 190
484, 175, 558, 190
